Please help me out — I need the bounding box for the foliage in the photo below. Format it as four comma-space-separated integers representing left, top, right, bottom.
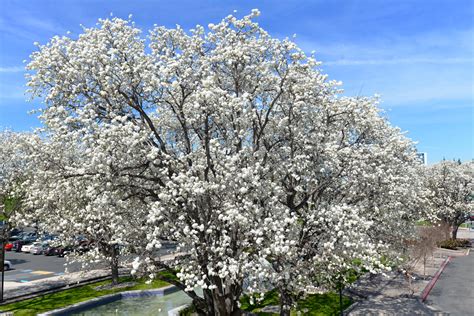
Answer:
18, 9, 430, 315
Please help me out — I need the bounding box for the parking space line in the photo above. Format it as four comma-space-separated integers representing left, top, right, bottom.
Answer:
31, 270, 54, 275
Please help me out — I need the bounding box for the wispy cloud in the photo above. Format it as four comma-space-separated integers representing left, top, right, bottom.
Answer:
0, 11, 66, 41
325, 57, 472, 66
0, 66, 24, 73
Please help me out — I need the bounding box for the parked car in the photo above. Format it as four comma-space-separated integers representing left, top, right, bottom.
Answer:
9, 231, 25, 242
30, 242, 49, 255
21, 243, 35, 253
43, 245, 59, 256
56, 245, 73, 257
3, 260, 12, 271
7, 229, 23, 241
4, 242, 13, 251
76, 240, 92, 254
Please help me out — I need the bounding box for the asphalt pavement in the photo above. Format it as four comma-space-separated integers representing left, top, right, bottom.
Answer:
4, 251, 81, 283
426, 250, 474, 315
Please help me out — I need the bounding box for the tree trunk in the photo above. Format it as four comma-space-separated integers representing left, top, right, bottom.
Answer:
451, 225, 459, 240
110, 245, 119, 285
0, 238, 5, 302
279, 287, 293, 316
207, 278, 242, 316
339, 286, 343, 316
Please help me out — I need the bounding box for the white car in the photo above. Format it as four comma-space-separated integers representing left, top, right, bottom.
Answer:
21, 243, 35, 253
3, 260, 12, 271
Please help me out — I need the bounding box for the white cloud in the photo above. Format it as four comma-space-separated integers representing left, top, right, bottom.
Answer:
0, 66, 24, 73
324, 57, 472, 66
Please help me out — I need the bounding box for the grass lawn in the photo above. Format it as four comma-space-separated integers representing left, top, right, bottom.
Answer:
181, 289, 352, 316
0, 276, 169, 315
415, 220, 432, 226
240, 289, 352, 316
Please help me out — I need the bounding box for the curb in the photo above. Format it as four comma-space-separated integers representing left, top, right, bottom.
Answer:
168, 303, 191, 316
38, 285, 178, 315
420, 256, 451, 302
342, 301, 360, 315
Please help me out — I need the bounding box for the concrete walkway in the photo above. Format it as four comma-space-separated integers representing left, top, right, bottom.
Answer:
346, 247, 471, 315
3, 268, 114, 300
425, 249, 474, 315
345, 272, 445, 316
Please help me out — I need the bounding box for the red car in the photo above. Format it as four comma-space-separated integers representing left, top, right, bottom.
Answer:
4, 243, 13, 251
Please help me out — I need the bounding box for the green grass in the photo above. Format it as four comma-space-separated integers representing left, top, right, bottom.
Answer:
293, 293, 351, 316
240, 288, 280, 312
0, 276, 169, 315
416, 220, 432, 226
240, 289, 352, 316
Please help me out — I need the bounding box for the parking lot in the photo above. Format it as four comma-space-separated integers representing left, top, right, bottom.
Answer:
5, 251, 82, 283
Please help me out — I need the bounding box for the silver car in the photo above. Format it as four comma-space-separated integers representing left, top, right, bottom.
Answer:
3, 260, 12, 271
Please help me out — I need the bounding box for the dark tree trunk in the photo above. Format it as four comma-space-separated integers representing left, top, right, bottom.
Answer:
451, 225, 459, 240
279, 286, 293, 316
110, 245, 119, 285
339, 286, 343, 316
208, 279, 243, 316
0, 238, 5, 302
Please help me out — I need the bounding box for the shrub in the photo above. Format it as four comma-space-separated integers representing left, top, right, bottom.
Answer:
437, 238, 471, 250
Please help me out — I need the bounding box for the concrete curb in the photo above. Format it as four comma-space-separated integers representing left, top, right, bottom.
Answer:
342, 300, 360, 315
38, 285, 179, 315
420, 256, 451, 302
168, 303, 191, 316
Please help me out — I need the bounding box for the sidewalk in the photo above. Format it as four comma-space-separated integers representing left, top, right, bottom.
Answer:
3, 269, 114, 300
345, 246, 470, 315
424, 230, 474, 315
2, 252, 182, 301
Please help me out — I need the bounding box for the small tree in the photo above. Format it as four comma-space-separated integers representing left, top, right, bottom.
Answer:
412, 226, 443, 276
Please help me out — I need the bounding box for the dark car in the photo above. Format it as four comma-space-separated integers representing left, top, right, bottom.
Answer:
43, 245, 61, 256
9, 231, 25, 242
56, 245, 73, 257
7, 228, 23, 241
76, 240, 92, 254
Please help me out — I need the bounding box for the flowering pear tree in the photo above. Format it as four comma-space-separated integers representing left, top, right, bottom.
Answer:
20, 127, 151, 285
250, 95, 428, 313
26, 10, 426, 315
426, 160, 473, 239
0, 130, 30, 242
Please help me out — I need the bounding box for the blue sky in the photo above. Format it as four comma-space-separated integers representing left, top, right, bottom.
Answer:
0, 0, 472, 163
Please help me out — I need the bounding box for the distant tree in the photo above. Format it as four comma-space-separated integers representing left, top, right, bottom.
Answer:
20, 133, 149, 285
0, 131, 29, 241
427, 161, 473, 239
